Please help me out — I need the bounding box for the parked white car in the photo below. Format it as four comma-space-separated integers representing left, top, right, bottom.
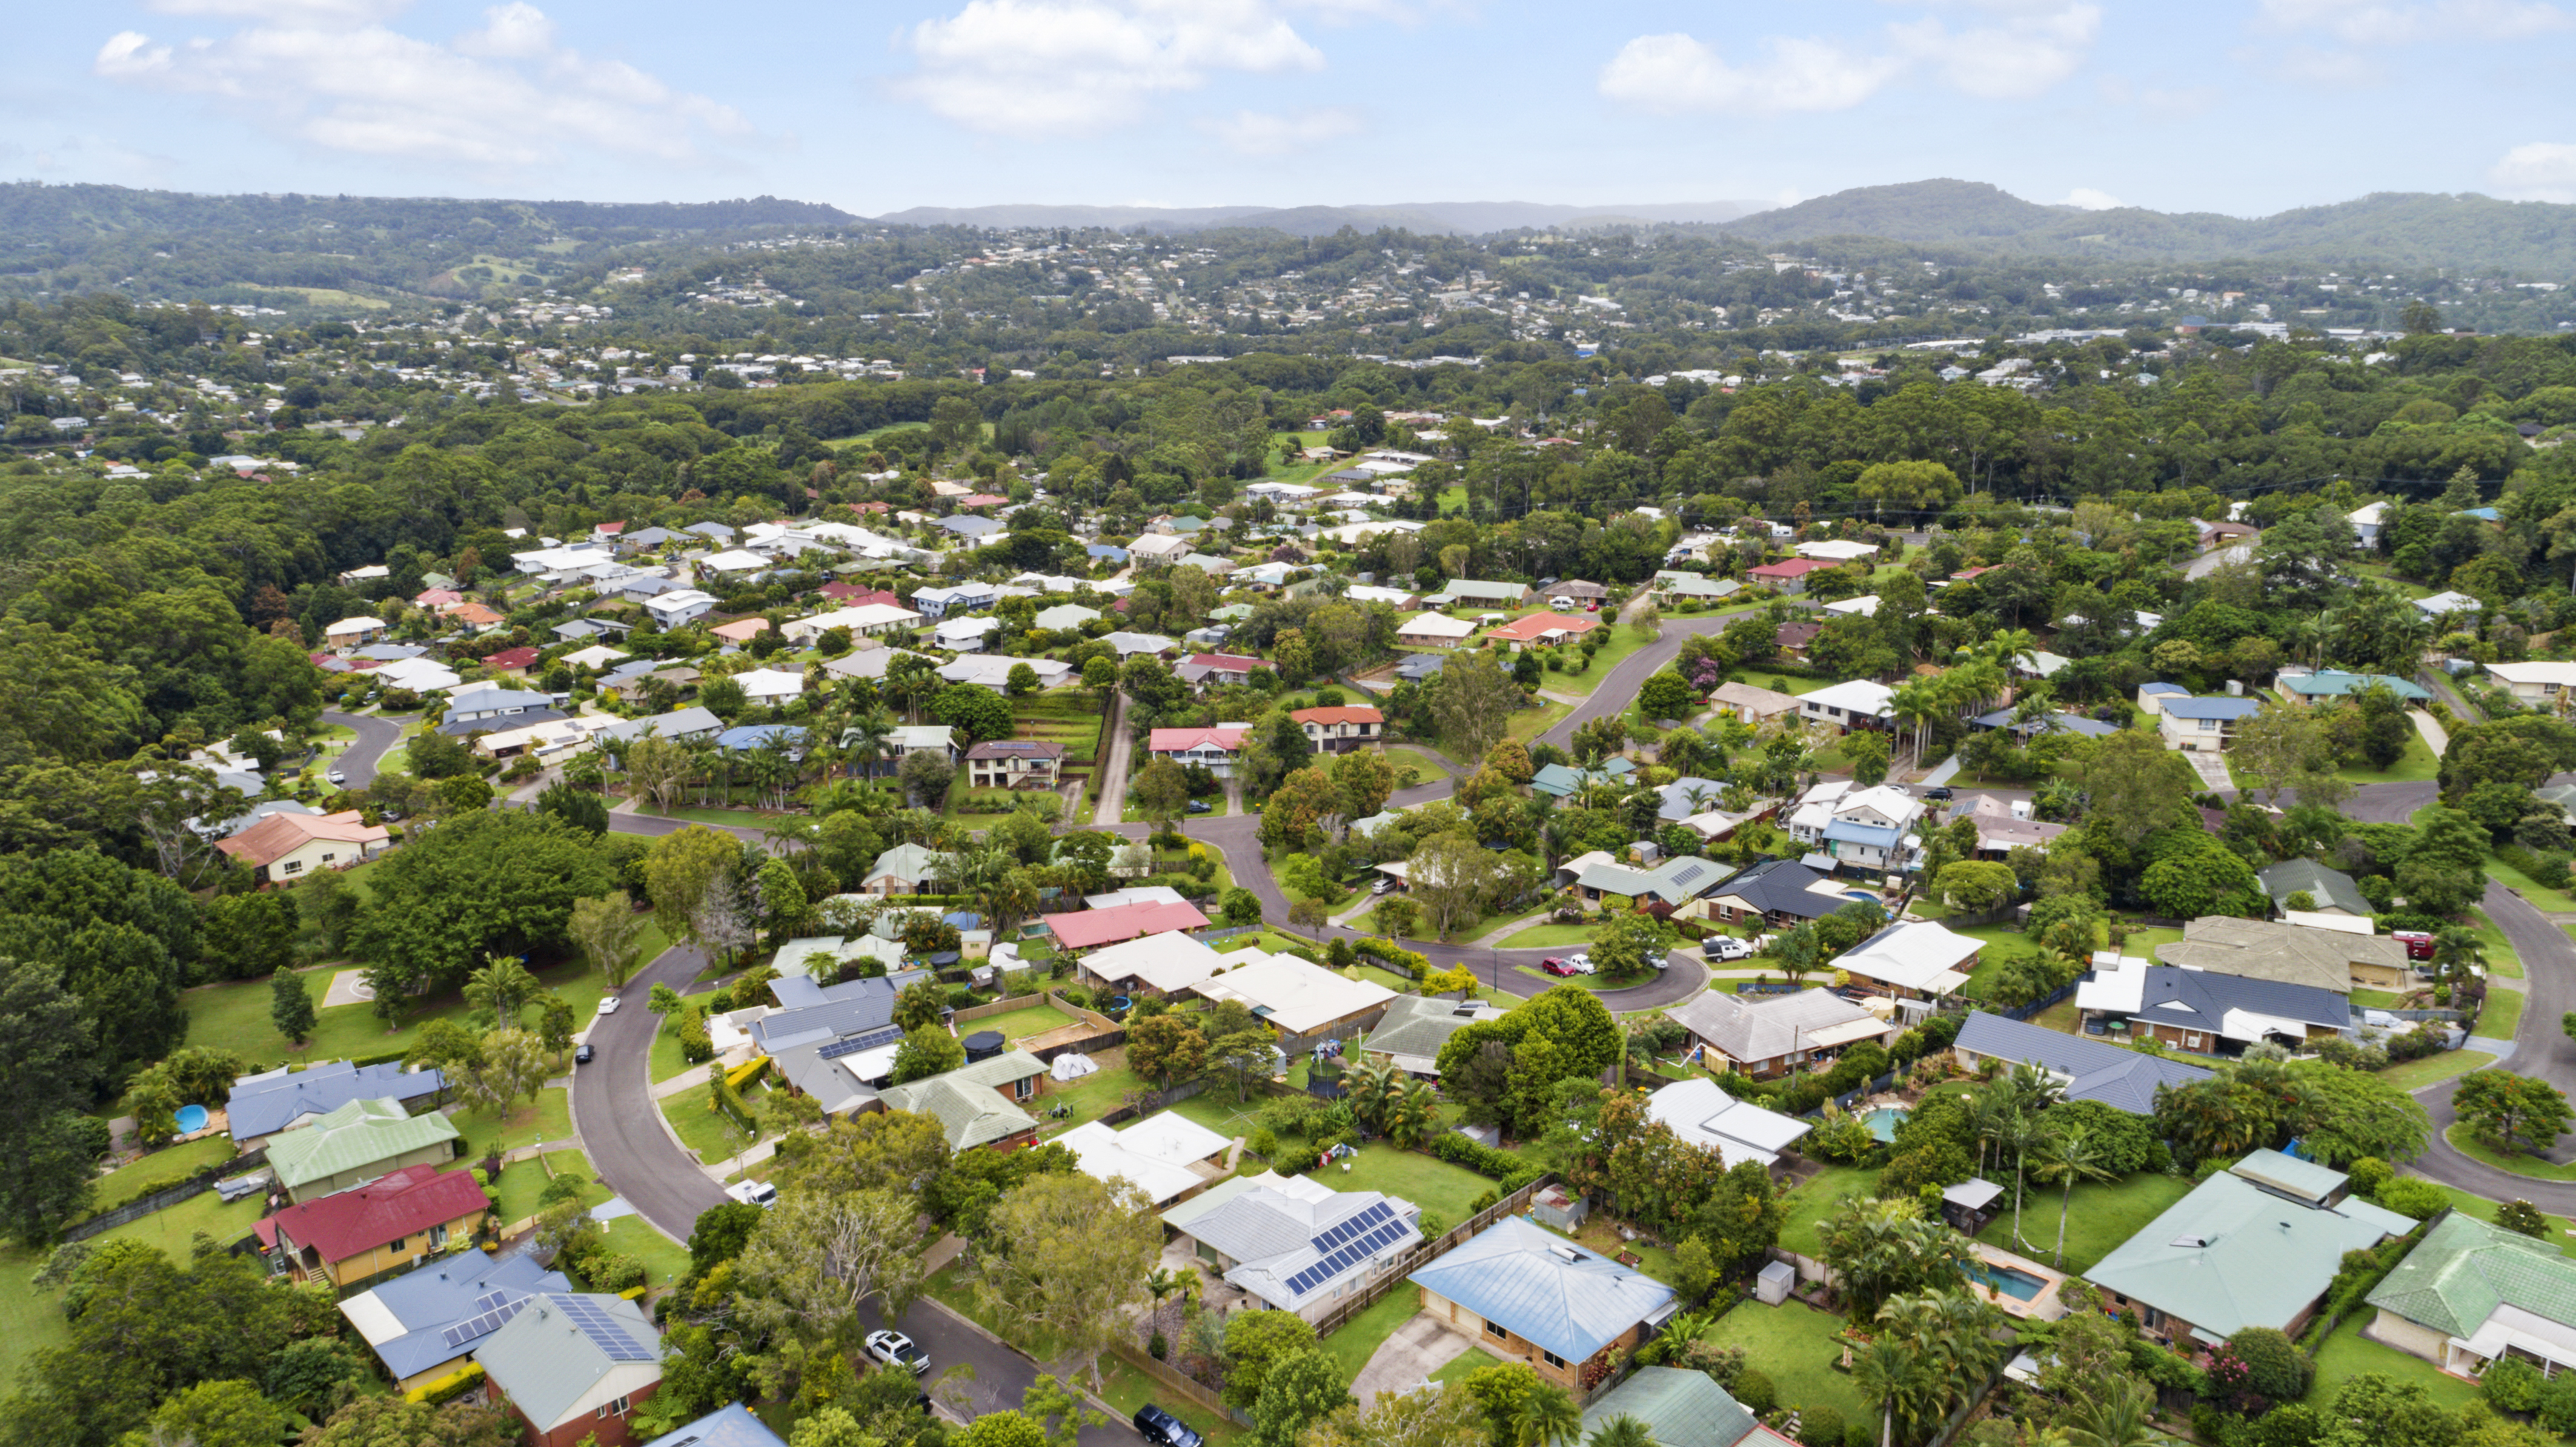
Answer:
1707, 938, 1754, 962
595, 995, 622, 1016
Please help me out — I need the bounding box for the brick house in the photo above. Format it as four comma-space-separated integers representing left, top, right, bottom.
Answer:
965, 738, 1064, 789
1409, 1216, 1677, 1391
1289, 705, 1384, 753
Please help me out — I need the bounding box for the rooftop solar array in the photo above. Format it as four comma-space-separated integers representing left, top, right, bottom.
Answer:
818, 1024, 905, 1061
1670, 864, 1707, 887
440, 1293, 531, 1349
1281, 1216, 1412, 1297
1308, 1200, 1395, 1253
550, 1293, 656, 1362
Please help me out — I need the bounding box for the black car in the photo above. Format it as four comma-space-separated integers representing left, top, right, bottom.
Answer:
1185, 800, 1213, 814
574, 1043, 594, 1065
1135, 1406, 1205, 1447
1923, 786, 1954, 801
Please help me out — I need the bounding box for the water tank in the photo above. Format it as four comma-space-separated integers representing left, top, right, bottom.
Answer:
961, 1030, 1005, 1063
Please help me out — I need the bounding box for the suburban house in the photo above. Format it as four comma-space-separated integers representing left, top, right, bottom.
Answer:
880, 724, 960, 765
708, 618, 768, 646
338, 1253, 571, 1393
1697, 858, 1854, 929
964, 739, 1064, 790
1747, 558, 1836, 593
934, 616, 1003, 651
1430, 579, 1532, 609
909, 582, 1000, 620
940, 655, 1076, 691
1409, 1215, 1679, 1390
1582, 1368, 1798, 1447
2085, 1150, 2410, 1348
733, 666, 805, 703
1834, 922, 1983, 1002
257, 1162, 491, 1289
1652, 571, 1742, 604
2136, 685, 2262, 750
876, 1051, 1051, 1151
1774, 621, 1824, 660
751, 970, 935, 1116
1060, 1112, 1235, 1206
1799, 680, 1896, 734
1542, 578, 1610, 605
2155, 916, 2408, 992
2256, 859, 2374, 920
1644, 1079, 1812, 1171
1664, 987, 1893, 1079
2485, 660, 2576, 706
2348, 501, 2389, 548
1950, 1012, 2212, 1115
2074, 961, 2351, 1054
1395, 654, 1447, 683
783, 603, 922, 641
445, 684, 559, 724
217, 809, 391, 886
1072, 930, 1226, 998
1148, 724, 1250, 775
1174, 653, 1264, 689
324, 615, 390, 653
1396, 612, 1480, 649
268, 1097, 462, 1204
1359, 992, 1508, 1078
1555, 852, 1734, 911
639, 1406, 787, 1447
1950, 793, 2068, 856
643, 589, 720, 628
861, 842, 951, 895
591, 706, 723, 752
2274, 669, 2431, 706
1034, 602, 1103, 632
1042, 899, 1212, 952
1290, 705, 1384, 753
473, 1293, 663, 1447
1531, 758, 1637, 798
227, 1060, 449, 1148
1486, 612, 1601, 648
2366, 1210, 2576, 1380
1165, 1173, 1425, 1319
1707, 681, 1802, 726
1193, 954, 1399, 1053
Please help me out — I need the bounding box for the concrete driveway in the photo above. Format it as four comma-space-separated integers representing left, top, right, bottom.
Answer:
2179, 749, 2235, 792
1350, 1313, 1471, 1406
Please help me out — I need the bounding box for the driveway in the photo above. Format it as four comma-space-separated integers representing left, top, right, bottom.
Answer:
1350, 1313, 1470, 1406
2181, 540, 2254, 581
2178, 749, 2235, 792
857, 1293, 1149, 1447
1092, 690, 1135, 827
565, 941, 729, 1245
322, 709, 402, 789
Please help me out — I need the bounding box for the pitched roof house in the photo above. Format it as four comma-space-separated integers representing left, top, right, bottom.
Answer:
1074, 930, 1227, 997
1361, 993, 1508, 1077
2153, 916, 2408, 992
228, 1059, 449, 1146
2366, 1210, 2576, 1378
259, 1162, 491, 1288
2254, 859, 2373, 919
339, 1251, 571, 1391
1581, 1368, 1798, 1447
1664, 987, 1893, 1079
1043, 899, 1212, 951
2074, 961, 2351, 1054
474, 1293, 663, 1447
1060, 1111, 1234, 1205
1409, 1216, 1678, 1389
877, 1051, 1049, 1150
216, 809, 391, 885
1192, 955, 1398, 1050
1834, 921, 1984, 1001
1641, 1078, 1813, 1171
1486, 612, 1601, 647
1950, 1011, 2212, 1115
1164, 1173, 1422, 1320
267, 1097, 462, 1202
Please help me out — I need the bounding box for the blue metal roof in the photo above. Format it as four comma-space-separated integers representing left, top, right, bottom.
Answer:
1407, 1216, 1675, 1362
228, 1060, 446, 1141
715, 723, 804, 750
640, 1404, 787, 1447
354, 1253, 569, 1382
2162, 696, 2263, 721
1822, 819, 1902, 848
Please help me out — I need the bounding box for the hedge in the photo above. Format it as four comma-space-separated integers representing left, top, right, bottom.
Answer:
1353, 938, 1429, 980
2497, 844, 2574, 893
406, 1362, 485, 1406
723, 1055, 771, 1092
1430, 1131, 1545, 1191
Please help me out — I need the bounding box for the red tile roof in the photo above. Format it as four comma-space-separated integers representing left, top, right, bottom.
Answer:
1748, 558, 1834, 579
596, 522, 625, 535
960, 494, 1009, 508
1486, 612, 1600, 643
815, 583, 900, 607
1183, 654, 1264, 672
414, 589, 464, 607
217, 809, 391, 868
1290, 706, 1384, 726
269, 1163, 490, 1265
483, 646, 540, 670
1042, 899, 1212, 950
1149, 725, 1250, 753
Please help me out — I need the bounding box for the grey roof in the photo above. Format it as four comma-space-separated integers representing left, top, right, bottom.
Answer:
2162, 696, 2263, 721
590, 706, 723, 746
878, 1053, 1047, 1150
936, 514, 1004, 538
1363, 993, 1505, 1074
347, 1252, 569, 1382
1395, 654, 1446, 680
686, 522, 736, 540
1667, 987, 1882, 1068
1409, 1216, 1675, 1362
1581, 1368, 1759, 1447
1707, 858, 1841, 919
750, 972, 920, 1053
2256, 859, 2372, 918
1570, 853, 1733, 906
474, 1293, 660, 1430
1971, 708, 2122, 739
1656, 778, 1729, 821
1183, 1184, 1422, 1311
2125, 965, 2350, 1037
1951, 1010, 2213, 1115
2085, 1157, 2410, 1340
227, 1059, 448, 1141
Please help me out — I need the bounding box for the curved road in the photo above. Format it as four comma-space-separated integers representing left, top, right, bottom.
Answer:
320, 709, 402, 790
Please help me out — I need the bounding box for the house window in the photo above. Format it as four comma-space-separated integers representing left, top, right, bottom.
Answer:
428, 1223, 448, 1249
1485, 1320, 1510, 1340
599, 1395, 631, 1418
1012, 1077, 1034, 1101
280, 861, 304, 876
388, 1236, 405, 1253
1541, 1350, 1566, 1370
320, 853, 337, 864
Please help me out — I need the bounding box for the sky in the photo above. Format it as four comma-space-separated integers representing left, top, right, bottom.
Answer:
7, 0, 2576, 217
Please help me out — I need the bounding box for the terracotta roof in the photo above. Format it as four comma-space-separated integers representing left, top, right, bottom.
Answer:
1184, 653, 1264, 671
217, 810, 391, 867
1487, 612, 1600, 643
442, 602, 507, 626
270, 1163, 490, 1265
1748, 558, 1834, 578
709, 618, 771, 642
1290, 706, 1384, 726
1776, 622, 1824, 647
1043, 899, 1212, 950
414, 589, 463, 606
483, 646, 540, 670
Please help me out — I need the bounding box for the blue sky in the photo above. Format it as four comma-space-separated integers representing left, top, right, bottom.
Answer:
8, 0, 2576, 217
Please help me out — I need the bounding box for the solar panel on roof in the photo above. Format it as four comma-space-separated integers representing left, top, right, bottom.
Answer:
1671, 864, 1705, 887
818, 1025, 905, 1061
549, 1294, 655, 1362
439, 1294, 531, 1349
474, 1290, 509, 1312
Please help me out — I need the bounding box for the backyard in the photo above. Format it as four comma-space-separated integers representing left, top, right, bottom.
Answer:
1701, 1300, 1874, 1425
2308, 1313, 2480, 1412
964, 1004, 1077, 1046
1970, 1170, 2192, 1276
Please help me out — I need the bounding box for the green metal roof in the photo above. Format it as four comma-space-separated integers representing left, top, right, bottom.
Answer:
878, 1055, 1044, 1150
1581, 1367, 1758, 1447
2368, 1210, 2576, 1339
2084, 1161, 2411, 1339
267, 1097, 460, 1191
2229, 1147, 2349, 1205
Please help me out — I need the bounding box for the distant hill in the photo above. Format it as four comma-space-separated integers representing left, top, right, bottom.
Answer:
0, 184, 855, 243
871, 199, 1771, 236
1719, 178, 2576, 273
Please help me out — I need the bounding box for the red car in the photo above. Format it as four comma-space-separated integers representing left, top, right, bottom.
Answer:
1542, 958, 1580, 976
2391, 930, 2435, 962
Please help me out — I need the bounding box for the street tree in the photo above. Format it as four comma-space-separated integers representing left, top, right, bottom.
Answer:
568, 891, 650, 992
974, 1171, 1163, 1391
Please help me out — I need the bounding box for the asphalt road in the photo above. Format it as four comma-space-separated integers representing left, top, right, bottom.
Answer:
856, 1294, 1152, 1447
565, 940, 730, 1246
2406, 876, 2576, 1210
321, 709, 402, 789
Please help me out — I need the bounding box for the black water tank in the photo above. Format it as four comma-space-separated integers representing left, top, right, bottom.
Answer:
962, 1030, 1005, 1062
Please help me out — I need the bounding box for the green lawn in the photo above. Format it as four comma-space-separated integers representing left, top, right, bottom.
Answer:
1502, 701, 1573, 746
2489, 852, 2576, 914
967, 1004, 1077, 1045
1974, 1170, 2193, 1275
2418, 1184, 2576, 1257
450, 1087, 571, 1157
2477, 985, 2525, 1041
1548, 627, 1654, 700
1778, 1164, 1881, 1261
2351, 988, 2401, 1009
100, 1184, 265, 1254
94, 1134, 240, 1202
493, 1148, 602, 1226
2308, 1311, 2481, 1412
178, 951, 616, 1074
1702, 1300, 1873, 1425
649, 1013, 706, 1085
1497, 922, 1601, 949
596, 1216, 692, 1291
1387, 747, 1450, 786
2328, 730, 2442, 785
1430, 1347, 1509, 1386
2467, 909, 2523, 979
1317, 1288, 1423, 1382
2443, 1123, 2576, 1181
1032, 1067, 1155, 1141
1307, 1144, 1496, 1224
2377, 1050, 2492, 1090
662, 1087, 763, 1166
0, 1242, 68, 1394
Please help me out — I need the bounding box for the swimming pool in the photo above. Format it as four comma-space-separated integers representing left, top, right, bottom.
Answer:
1962, 1260, 2049, 1302
1862, 1106, 1908, 1142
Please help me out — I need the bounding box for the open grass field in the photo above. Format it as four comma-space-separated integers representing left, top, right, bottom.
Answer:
100, 1183, 266, 1255
1503, 701, 1573, 745
2308, 1312, 2481, 1412
2377, 1049, 2492, 1090
1387, 746, 1450, 786
178, 947, 623, 1076
1974, 1171, 2192, 1276
1306, 1143, 1496, 1223
1702, 1300, 1873, 1424
1031, 1064, 1152, 1141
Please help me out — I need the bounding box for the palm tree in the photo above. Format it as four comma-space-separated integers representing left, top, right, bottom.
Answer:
1343, 1056, 1404, 1133
1887, 676, 1944, 770
1850, 1336, 1925, 1447
1384, 1076, 1439, 1150
2060, 1374, 2176, 1447
1585, 1416, 1654, 1447
845, 706, 896, 779
2038, 1124, 2118, 1268
1967, 1081, 2017, 1176
1509, 1385, 1583, 1447
1997, 1108, 2051, 1251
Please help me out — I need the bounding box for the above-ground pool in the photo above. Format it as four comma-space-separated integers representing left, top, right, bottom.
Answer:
1963, 1260, 2050, 1302
173, 1104, 209, 1135
1862, 1106, 1908, 1142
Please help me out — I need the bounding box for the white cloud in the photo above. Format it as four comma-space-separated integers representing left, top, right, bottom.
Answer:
2059, 187, 2122, 209
94, 2, 751, 170
1204, 107, 1361, 154
2492, 141, 2576, 201
897, 0, 1323, 137
1597, 33, 1905, 115
2257, 0, 2570, 43
2271, 44, 2384, 84
1599, 1, 2097, 115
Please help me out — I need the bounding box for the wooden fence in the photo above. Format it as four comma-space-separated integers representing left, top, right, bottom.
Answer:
69, 1147, 270, 1243
951, 992, 1051, 1024
1308, 1174, 1559, 1338
1110, 1343, 1244, 1424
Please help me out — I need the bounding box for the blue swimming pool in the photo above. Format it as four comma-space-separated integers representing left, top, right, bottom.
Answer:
1863, 1106, 1908, 1142
1962, 1260, 2049, 1302
173, 1103, 208, 1135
